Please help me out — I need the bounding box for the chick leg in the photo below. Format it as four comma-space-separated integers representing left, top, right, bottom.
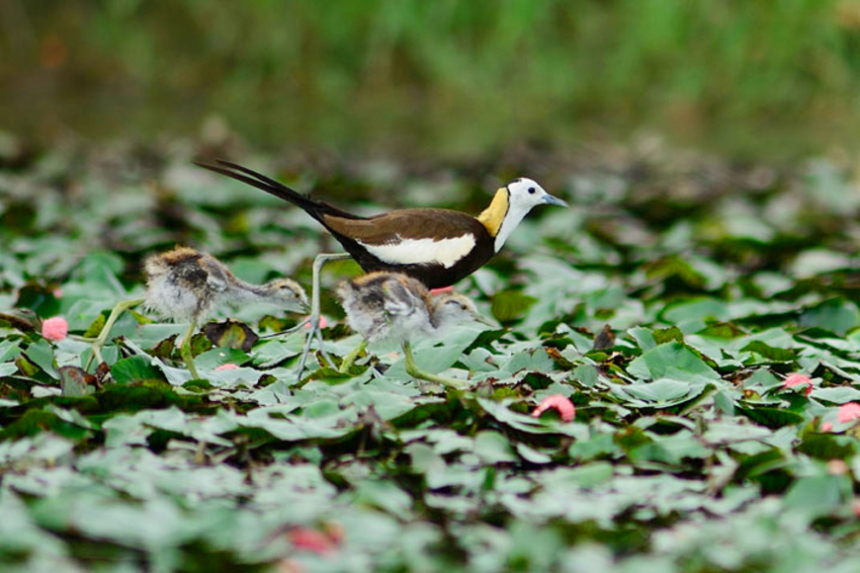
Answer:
296, 252, 352, 380
85, 297, 146, 370
180, 320, 201, 380
338, 339, 368, 373
402, 341, 468, 390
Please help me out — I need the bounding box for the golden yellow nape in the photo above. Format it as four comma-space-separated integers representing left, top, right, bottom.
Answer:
477, 188, 509, 237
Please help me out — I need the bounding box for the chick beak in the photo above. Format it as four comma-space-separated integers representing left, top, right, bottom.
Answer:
472, 312, 496, 327
291, 294, 310, 314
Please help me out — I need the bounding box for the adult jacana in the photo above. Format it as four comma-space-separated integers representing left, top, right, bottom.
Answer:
195, 160, 567, 289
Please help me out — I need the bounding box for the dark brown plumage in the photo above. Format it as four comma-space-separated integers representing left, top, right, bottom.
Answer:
321, 210, 495, 288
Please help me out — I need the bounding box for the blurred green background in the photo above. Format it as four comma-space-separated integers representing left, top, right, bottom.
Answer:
4, 0, 860, 159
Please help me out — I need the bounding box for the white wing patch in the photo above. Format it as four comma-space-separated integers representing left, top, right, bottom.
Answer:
358, 234, 476, 268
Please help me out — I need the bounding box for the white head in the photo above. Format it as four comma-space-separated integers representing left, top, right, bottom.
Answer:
482, 178, 567, 252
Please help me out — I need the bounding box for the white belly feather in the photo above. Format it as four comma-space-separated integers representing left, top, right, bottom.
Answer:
357, 234, 477, 268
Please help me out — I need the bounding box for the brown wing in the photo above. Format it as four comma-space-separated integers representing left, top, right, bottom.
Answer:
321, 209, 488, 245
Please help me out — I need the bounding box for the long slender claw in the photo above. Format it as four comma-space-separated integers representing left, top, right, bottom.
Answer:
259, 317, 311, 339
315, 325, 334, 366
295, 322, 315, 380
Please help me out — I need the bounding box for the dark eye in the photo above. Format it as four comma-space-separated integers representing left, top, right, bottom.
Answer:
528, 187, 536, 194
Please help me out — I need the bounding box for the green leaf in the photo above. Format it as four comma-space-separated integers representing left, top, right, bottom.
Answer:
740, 340, 797, 363
0, 362, 18, 377
796, 433, 856, 460
573, 364, 598, 387
663, 298, 729, 324
627, 342, 720, 381
799, 298, 860, 336
783, 475, 847, 517
810, 386, 860, 404
474, 431, 518, 464
59, 366, 95, 397
24, 339, 58, 379
652, 326, 684, 345
110, 356, 165, 385
352, 480, 413, 516
737, 406, 804, 429
203, 319, 259, 352
614, 378, 699, 405
490, 290, 537, 323
568, 433, 619, 461
629, 326, 656, 352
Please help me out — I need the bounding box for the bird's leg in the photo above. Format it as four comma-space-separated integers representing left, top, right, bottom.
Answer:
338, 339, 368, 373
296, 252, 351, 380
85, 297, 146, 370
180, 320, 201, 380
401, 341, 469, 390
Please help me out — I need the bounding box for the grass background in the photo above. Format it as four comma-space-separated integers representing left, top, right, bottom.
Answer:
5, 0, 860, 159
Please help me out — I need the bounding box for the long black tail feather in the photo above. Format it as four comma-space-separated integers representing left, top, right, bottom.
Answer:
194, 160, 363, 221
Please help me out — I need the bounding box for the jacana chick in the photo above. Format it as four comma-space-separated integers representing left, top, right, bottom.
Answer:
142, 247, 307, 321
336, 271, 488, 389
88, 247, 308, 379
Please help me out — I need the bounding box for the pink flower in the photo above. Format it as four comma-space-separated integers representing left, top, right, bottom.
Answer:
303, 315, 329, 329
41, 316, 68, 341
852, 499, 860, 517
531, 394, 576, 422
288, 528, 337, 555
430, 286, 454, 295
838, 402, 860, 424
52, 288, 63, 298
827, 459, 849, 475
215, 363, 239, 371
821, 422, 834, 432
784, 373, 812, 396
